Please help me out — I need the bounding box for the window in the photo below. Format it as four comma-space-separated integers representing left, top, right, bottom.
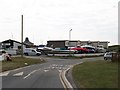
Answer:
18, 46, 21, 49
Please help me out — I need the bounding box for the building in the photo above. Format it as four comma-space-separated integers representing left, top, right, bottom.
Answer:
0, 39, 26, 50
24, 37, 34, 48
47, 40, 110, 49
0, 42, 2, 49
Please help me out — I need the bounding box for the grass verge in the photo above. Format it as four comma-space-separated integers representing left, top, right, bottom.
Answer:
72, 60, 118, 88
0, 57, 45, 72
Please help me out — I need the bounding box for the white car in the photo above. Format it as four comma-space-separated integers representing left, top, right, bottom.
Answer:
24, 48, 41, 56
104, 52, 112, 60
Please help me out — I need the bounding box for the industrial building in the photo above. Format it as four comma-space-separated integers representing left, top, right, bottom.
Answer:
47, 40, 110, 49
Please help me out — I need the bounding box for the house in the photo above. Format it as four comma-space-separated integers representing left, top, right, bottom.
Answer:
47, 40, 110, 49
1, 39, 26, 50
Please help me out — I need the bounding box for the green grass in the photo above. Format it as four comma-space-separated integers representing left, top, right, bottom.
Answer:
72, 60, 118, 88
0, 57, 45, 72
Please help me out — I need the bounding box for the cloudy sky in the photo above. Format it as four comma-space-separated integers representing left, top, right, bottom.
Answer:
0, 0, 119, 45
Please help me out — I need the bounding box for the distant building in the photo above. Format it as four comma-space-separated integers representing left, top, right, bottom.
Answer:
23, 37, 34, 48
47, 40, 110, 49
0, 39, 26, 50
0, 42, 2, 49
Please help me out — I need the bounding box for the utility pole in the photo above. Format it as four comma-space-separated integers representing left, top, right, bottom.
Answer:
69, 29, 72, 46
21, 15, 24, 57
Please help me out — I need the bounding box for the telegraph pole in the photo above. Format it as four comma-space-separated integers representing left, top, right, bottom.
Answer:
69, 29, 72, 46
21, 15, 24, 57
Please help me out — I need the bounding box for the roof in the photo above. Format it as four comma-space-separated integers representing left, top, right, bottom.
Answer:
1, 39, 26, 45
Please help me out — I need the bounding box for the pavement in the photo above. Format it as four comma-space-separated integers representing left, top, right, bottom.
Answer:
1, 56, 104, 89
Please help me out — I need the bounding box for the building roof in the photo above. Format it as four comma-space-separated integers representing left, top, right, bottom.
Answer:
1, 39, 26, 45
23, 37, 34, 46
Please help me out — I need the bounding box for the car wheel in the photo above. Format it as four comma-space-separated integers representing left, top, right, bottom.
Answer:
104, 57, 107, 60
24, 53, 28, 56
36, 53, 40, 56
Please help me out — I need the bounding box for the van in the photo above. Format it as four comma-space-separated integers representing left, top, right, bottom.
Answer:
24, 48, 41, 56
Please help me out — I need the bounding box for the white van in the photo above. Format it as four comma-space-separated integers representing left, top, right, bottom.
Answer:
24, 48, 41, 56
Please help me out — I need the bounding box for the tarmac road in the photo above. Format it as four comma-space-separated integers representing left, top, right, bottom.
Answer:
1, 56, 104, 89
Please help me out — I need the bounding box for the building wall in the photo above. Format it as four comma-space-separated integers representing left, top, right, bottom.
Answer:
47, 41, 65, 48
13, 42, 26, 50
47, 40, 109, 49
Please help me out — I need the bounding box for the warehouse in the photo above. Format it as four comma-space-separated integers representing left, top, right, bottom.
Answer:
47, 40, 110, 49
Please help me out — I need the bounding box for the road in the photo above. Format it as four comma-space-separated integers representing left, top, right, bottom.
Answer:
1, 56, 104, 89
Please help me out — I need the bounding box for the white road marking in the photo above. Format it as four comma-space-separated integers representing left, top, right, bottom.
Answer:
59, 67, 62, 69
58, 70, 62, 73
44, 69, 49, 72
0, 71, 10, 76
13, 72, 23, 76
52, 67, 55, 69
23, 70, 37, 79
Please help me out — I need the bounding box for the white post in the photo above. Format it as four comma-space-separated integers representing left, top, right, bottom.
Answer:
69, 29, 72, 47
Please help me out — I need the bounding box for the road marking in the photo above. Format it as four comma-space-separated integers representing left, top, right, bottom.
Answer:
58, 70, 62, 73
23, 70, 37, 79
61, 66, 73, 89
44, 70, 49, 72
13, 72, 23, 76
59, 72, 66, 89
51, 67, 55, 69
0, 71, 10, 76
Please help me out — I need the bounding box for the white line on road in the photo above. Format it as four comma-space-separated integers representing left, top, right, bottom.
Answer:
0, 71, 10, 76
13, 72, 23, 76
23, 70, 37, 79
44, 70, 49, 72
58, 70, 62, 73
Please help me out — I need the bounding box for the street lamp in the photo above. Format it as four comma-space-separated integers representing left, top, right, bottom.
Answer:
69, 29, 72, 48
69, 29, 72, 41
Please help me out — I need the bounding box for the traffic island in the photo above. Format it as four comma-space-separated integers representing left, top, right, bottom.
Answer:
72, 60, 118, 88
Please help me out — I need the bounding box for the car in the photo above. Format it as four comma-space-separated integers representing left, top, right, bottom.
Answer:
104, 52, 112, 60
70, 47, 89, 54
81, 45, 96, 53
24, 48, 41, 56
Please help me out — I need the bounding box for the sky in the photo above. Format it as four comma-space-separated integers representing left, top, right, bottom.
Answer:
0, 0, 119, 46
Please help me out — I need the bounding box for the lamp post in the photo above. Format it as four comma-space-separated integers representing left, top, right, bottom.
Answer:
69, 29, 72, 47
21, 15, 23, 57
69, 29, 72, 41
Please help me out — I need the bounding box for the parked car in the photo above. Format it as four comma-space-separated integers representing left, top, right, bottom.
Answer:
37, 45, 53, 55
70, 47, 89, 54
81, 45, 96, 53
104, 52, 112, 60
96, 45, 106, 53
24, 48, 41, 56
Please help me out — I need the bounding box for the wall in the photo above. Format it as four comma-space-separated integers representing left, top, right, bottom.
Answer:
13, 42, 26, 50
47, 41, 65, 48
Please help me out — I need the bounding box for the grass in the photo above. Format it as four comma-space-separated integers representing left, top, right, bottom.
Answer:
0, 57, 45, 72
72, 60, 118, 88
